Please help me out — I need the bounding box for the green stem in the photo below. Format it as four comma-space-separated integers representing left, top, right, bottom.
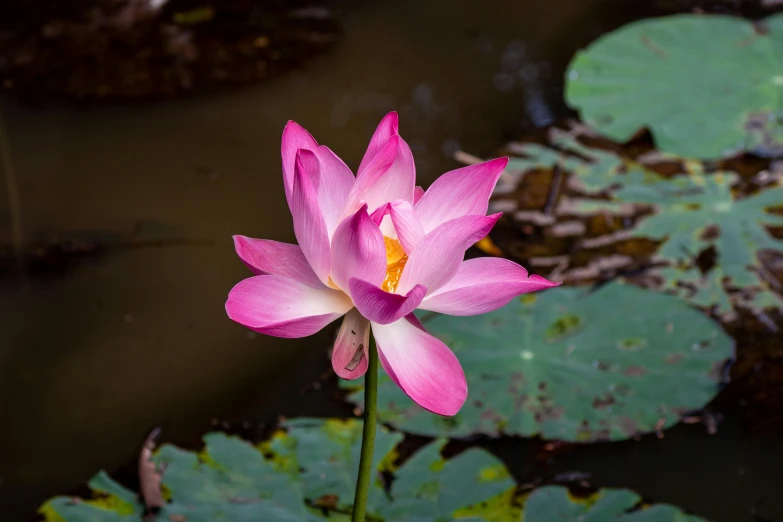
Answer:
351, 337, 378, 522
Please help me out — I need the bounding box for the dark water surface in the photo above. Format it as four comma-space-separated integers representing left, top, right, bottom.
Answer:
1, 1, 781, 521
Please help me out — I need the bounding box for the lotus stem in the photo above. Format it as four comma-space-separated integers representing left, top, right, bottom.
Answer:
351, 337, 378, 522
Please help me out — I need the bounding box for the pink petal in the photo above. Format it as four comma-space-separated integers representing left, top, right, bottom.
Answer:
281, 121, 319, 206
420, 257, 561, 315
397, 213, 501, 295
377, 345, 401, 389
330, 205, 387, 292
358, 112, 399, 178
232, 236, 322, 287
369, 204, 397, 238
388, 200, 424, 254
226, 275, 352, 338
415, 158, 509, 233
343, 135, 415, 215
312, 146, 355, 237
372, 316, 467, 416
349, 279, 427, 325
369, 202, 390, 226
413, 185, 425, 204
331, 308, 371, 380
291, 150, 331, 285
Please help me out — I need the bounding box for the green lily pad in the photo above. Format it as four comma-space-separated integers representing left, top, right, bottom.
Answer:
499, 130, 783, 317
565, 13, 783, 159
504, 128, 643, 194
559, 163, 783, 317
345, 283, 733, 441
612, 172, 783, 316
522, 486, 707, 522
269, 418, 404, 513
39, 419, 515, 522
43, 431, 322, 522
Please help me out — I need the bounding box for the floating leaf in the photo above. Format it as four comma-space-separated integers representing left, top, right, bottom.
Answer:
376, 440, 517, 522
614, 172, 783, 314
505, 128, 642, 194
345, 283, 733, 441
41, 472, 142, 522
565, 13, 783, 159
40, 419, 515, 522
563, 168, 783, 316
522, 486, 707, 521
497, 130, 783, 317
272, 418, 403, 514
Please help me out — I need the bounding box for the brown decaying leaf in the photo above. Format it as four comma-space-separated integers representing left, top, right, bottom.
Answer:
139, 427, 165, 513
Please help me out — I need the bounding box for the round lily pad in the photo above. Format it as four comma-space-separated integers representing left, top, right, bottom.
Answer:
565, 13, 783, 159
37, 418, 713, 521
39, 419, 515, 522
346, 282, 733, 442
523, 486, 707, 522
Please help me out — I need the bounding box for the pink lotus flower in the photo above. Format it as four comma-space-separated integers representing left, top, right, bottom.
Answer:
226, 113, 558, 416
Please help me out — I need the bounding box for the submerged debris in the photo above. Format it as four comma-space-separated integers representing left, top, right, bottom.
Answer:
0, 221, 209, 278
0, 0, 341, 103
463, 121, 783, 321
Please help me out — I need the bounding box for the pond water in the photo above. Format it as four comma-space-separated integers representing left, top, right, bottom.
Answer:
1, 1, 782, 521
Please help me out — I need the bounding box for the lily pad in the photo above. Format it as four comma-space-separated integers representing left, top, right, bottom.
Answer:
565, 13, 783, 159
43, 432, 320, 522
496, 130, 783, 317
553, 158, 783, 316
503, 128, 640, 195
39, 419, 515, 522
522, 486, 707, 522
345, 283, 733, 441
610, 171, 783, 316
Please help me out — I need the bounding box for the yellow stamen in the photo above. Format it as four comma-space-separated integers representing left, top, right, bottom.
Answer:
383, 236, 408, 292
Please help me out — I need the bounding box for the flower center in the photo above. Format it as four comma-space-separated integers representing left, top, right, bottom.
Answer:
383, 236, 407, 293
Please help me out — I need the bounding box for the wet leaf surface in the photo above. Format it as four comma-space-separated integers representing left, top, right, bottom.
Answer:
492, 126, 783, 320
38, 418, 714, 521
522, 486, 707, 522
565, 13, 783, 159
39, 418, 516, 521
346, 283, 734, 442
474, 122, 783, 430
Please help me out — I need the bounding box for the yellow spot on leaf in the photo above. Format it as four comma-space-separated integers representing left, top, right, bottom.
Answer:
379, 447, 400, 473
683, 160, 705, 175
39, 492, 137, 522
38, 504, 66, 522
566, 489, 602, 508
479, 464, 511, 482
87, 495, 136, 515
454, 487, 521, 522
257, 429, 298, 473
429, 459, 446, 472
